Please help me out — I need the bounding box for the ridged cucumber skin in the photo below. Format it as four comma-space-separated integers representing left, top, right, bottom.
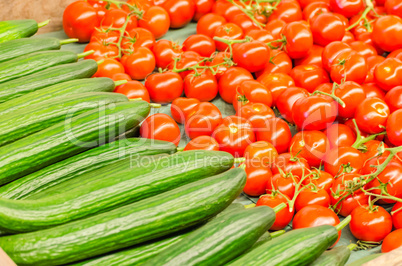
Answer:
0, 101, 150, 185
0, 150, 234, 233
0, 139, 177, 200
144, 206, 276, 266
0, 50, 80, 83
0, 59, 97, 103
310, 245, 351, 266
0, 20, 38, 43
0, 37, 62, 63
0, 92, 128, 146
229, 225, 339, 266
0, 168, 246, 265
0, 78, 115, 116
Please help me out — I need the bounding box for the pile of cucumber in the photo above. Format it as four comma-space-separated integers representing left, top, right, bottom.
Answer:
0, 19, 366, 266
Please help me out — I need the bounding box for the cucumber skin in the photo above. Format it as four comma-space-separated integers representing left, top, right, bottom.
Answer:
0, 92, 128, 146
0, 150, 234, 233
0, 168, 246, 265
0, 50, 79, 83
310, 245, 351, 266
229, 225, 339, 266
144, 206, 276, 266
0, 139, 177, 200
0, 101, 150, 185
0, 37, 62, 63
0, 78, 115, 116
0, 20, 38, 43
0, 59, 97, 103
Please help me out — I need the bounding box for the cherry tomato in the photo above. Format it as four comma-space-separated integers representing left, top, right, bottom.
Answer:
350, 41, 377, 59
322, 41, 352, 72
255, 117, 292, 154
244, 141, 279, 167
182, 34, 215, 58
330, 50, 368, 84
183, 70, 218, 102
160, 0, 195, 28
212, 0, 242, 21
196, 13, 227, 38
112, 73, 132, 82
168, 51, 202, 79
387, 109, 402, 146
372, 15, 402, 52
392, 202, 402, 229
302, 169, 334, 193
229, 13, 260, 33
213, 23, 244, 51
269, 0, 303, 23
145, 71, 183, 104
330, 0, 364, 18
294, 188, 330, 212
121, 47, 155, 80
218, 67, 253, 103
193, 0, 214, 21
237, 103, 275, 131
122, 28, 155, 50
294, 45, 324, 68
256, 193, 294, 230
324, 123, 356, 148
93, 58, 124, 78
302, 2, 331, 22
361, 140, 389, 160
153, 40, 182, 69
246, 29, 275, 43
276, 86, 309, 124
206, 52, 231, 80
350, 205, 393, 242
384, 86, 402, 112
311, 12, 345, 46
184, 135, 219, 151
232, 41, 271, 73
271, 153, 310, 178
367, 163, 402, 203
355, 97, 390, 134
84, 41, 119, 60
125, 0, 152, 10
185, 102, 222, 139
171, 97, 200, 124
324, 146, 364, 176
365, 55, 385, 83
138, 6, 170, 39
140, 113, 181, 146
265, 19, 287, 46
113, 80, 150, 102
334, 81, 366, 118
233, 80, 273, 111
362, 83, 386, 99
388, 49, 402, 61
289, 65, 330, 93
90, 27, 120, 44
257, 50, 293, 76
257, 73, 295, 105
281, 21, 314, 59
102, 9, 137, 31
242, 164, 273, 196
342, 31, 355, 43
374, 58, 402, 91
382, 229, 402, 253
267, 172, 299, 198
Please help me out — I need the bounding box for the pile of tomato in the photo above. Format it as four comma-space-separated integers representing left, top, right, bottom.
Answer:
63, 0, 402, 253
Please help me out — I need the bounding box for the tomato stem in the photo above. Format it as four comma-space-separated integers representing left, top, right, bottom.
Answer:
348, 243, 357, 251
59, 38, 79, 45
335, 215, 351, 231
244, 203, 256, 208
37, 19, 50, 28
270, 229, 285, 238
102, 0, 144, 18
149, 103, 161, 108
234, 157, 246, 164
273, 202, 286, 213
176, 147, 185, 152
77, 50, 94, 59
311, 91, 346, 108
226, 0, 266, 29
114, 80, 128, 87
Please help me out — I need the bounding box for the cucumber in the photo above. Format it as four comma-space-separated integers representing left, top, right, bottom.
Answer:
0, 168, 246, 265
0, 139, 176, 200
0, 78, 116, 116
0, 19, 46, 43
0, 92, 128, 146
346, 253, 382, 266
0, 37, 77, 63
311, 244, 355, 266
0, 100, 150, 185
0, 150, 234, 233
0, 59, 98, 103
0, 50, 86, 84
144, 206, 276, 266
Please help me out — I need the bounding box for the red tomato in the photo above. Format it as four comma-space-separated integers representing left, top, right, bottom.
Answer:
184, 70, 218, 102
294, 45, 324, 68
350, 205, 393, 242
207, 52, 231, 80
121, 47, 155, 80
342, 31, 355, 43
256, 193, 294, 230
350, 41, 377, 59
145, 71, 183, 104
213, 23, 244, 51
229, 13, 259, 33
311, 12, 345, 46
122, 28, 155, 50
138, 6, 170, 39
112, 73, 132, 82
367, 163, 402, 203
302, 169, 334, 193
330, 50, 368, 84
84, 41, 119, 60
324, 146, 364, 176
102, 9, 137, 31
294, 188, 330, 212
355, 97, 390, 134
362, 140, 389, 160
322, 41, 352, 72
388, 49, 402, 60
324, 123, 356, 148
289, 65, 329, 93
232, 41, 271, 73
372, 15, 402, 52
212, 0, 242, 21
237, 103, 275, 131
271, 153, 310, 177
385, 0, 402, 17
269, 0, 303, 23
374, 58, 402, 91
140, 113, 181, 146
281, 21, 314, 59
233, 80, 273, 111
382, 229, 402, 253
334, 81, 366, 119
184, 136, 219, 151
185, 102, 222, 139
93, 58, 124, 78
365, 55, 385, 83
257, 73, 295, 106
193, 0, 214, 21
392, 202, 402, 229
113, 80, 150, 102
362, 83, 386, 99
212, 116, 255, 157
169, 51, 202, 79
171, 97, 200, 124
243, 163, 274, 196
218, 67, 253, 103
152, 40, 182, 69
257, 50, 293, 77
244, 141, 279, 167
276, 86, 309, 124
160, 0, 195, 28
265, 19, 287, 46
387, 109, 402, 146
302, 2, 331, 22
267, 173, 299, 198
246, 29, 275, 43
90, 27, 120, 44
255, 117, 292, 154
385, 86, 402, 112
329, 0, 364, 18
182, 34, 215, 57
196, 13, 227, 38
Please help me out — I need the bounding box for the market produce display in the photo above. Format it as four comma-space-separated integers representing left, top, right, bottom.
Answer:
0, 0, 401, 264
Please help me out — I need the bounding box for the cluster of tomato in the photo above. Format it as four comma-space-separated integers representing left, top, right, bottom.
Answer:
63, 0, 402, 253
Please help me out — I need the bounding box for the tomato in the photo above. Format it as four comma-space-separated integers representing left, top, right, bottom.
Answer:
342, 31, 355, 43
324, 123, 356, 148
281, 21, 314, 59
294, 45, 324, 68
298, 0, 330, 9
362, 83, 386, 99
387, 109, 402, 146
213, 23, 244, 51
322, 41, 352, 72
350, 41, 377, 59
302, 169, 334, 193
350, 205, 393, 242
355, 97, 390, 134
324, 146, 364, 176
140, 113, 181, 146
302, 2, 331, 22
382, 229, 402, 253
232, 41, 270, 73
212, 0, 242, 21
392, 202, 402, 229
112, 72, 132, 82
292, 95, 337, 131
362, 140, 389, 160
218, 67, 253, 103
246, 29, 274, 43
145, 71, 183, 104
294, 188, 330, 212
185, 102, 222, 139
206, 52, 231, 80
388, 49, 402, 61
196, 13, 227, 38
212, 116, 255, 157
367, 163, 402, 203
334, 81, 366, 119
153, 40, 182, 69
121, 47, 155, 80
122, 28, 155, 50
361, 152, 401, 174
289, 65, 329, 93
330, 0, 364, 18
372, 15, 402, 52
265, 19, 287, 45
385, 0, 402, 16
101, 9, 137, 31
310, 13, 345, 46
242, 164, 273, 196
256, 193, 294, 230
244, 141, 279, 167
267, 172, 299, 198
269, 0, 303, 23
87, 1, 111, 20
365, 55, 385, 83
374, 58, 402, 91
257, 73, 295, 106
237, 103, 275, 130
113, 80, 150, 102
193, 0, 214, 21
292, 205, 341, 246
93, 58, 124, 78
233, 80, 273, 111
83, 41, 119, 60
184, 135, 219, 151
171, 97, 200, 124
183, 70, 218, 102
138, 6, 170, 39
182, 34, 215, 58
168, 51, 202, 79
271, 153, 310, 178
229, 13, 260, 33
160, 0, 195, 28
290, 130, 330, 168
330, 50, 368, 84
276, 86, 309, 124
385, 86, 402, 112
63, 0, 100, 42
90, 27, 120, 44
257, 50, 293, 77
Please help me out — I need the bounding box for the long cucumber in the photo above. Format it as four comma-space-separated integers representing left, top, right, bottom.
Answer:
0, 19, 48, 43
0, 168, 246, 265
0, 139, 176, 200
0, 59, 97, 103
311, 244, 356, 266
0, 100, 150, 185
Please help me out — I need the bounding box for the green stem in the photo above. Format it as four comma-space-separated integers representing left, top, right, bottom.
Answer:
77, 50, 94, 59
244, 203, 256, 209
352, 131, 387, 149
335, 215, 351, 231
37, 19, 50, 28
115, 15, 131, 59
150, 103, 161, 108
176, 147, 185, 152
348, 243, 357, 251
346, 7, 371, 31
227, 0, 265, 29
234, 157, 246, 164
96, 59, 105, 65
312, 91, 346, 108
273, 202, 286, 213
114, 80, 128, 87
270, 230, 285, 238
59, 38, 78, 45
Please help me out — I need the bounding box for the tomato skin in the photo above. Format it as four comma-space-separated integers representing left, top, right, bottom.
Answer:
90, 27, 120, 44
242, 164, 273, 196
244, 141, 279, 167
140, 113, 181, 146
232, 41, 271, 73
218, 67, 253, 103
182, 34, 216, 58
196, 13, 227, 38
392, 202, 402, 229
184, 70, 218, 102
342, 31, 355, 43
121, 47, 155, 80
122, 28, 155, 50
229, 13, 259, 33
271, 153, 310, 178
372, 15, 402, 52
152, 40, 182, 69
267, 173, 299, 198
193, 0, 214, 21
303, 2, 331, 22
362, 83, 386, 99
212, 0, 242, 21
276, 86, 309, 124
171, 97, 200, 124
257, 50, 293, 77
145, 72, 183, 104
350, 41, 377, 59
324, 123, 356, 148
256, 194, 294, 230
367, 163, 402, 203
246, 29, 274, 43
298, 0, 330, 9
311, 13, 345, 46
294, 189, 330, 212
265, 19, 287, 44
330, 50, 368, 84
329, 0, 364, 18
184, 136, 219, 151
168, 51, 202, 79
255, 117, 292, 154
382, 229, 402, 253
269, 0, 303, 23
113, 80, 150, 102
387, 109, 402, 146
350, 205, 393, 242
294, 45, 324, 69
257, 73, 295, 106
185, 102, 222, 139
63, 0, 100, 43
282, 21, 314, 59
324, 146, 364, 177
322, 41, 352, 72
374, 58, 402, 91
302, 169, 334, 194
102, 9, 137, 31
213, 23, 244, 51
112, 73, 132, 82
384, 86, 402, 112
237, 103, 275, 131
84, 41, 119, 60
334, 81, 366, 119
160, 0, 195, 28
233, 80, 273, 111
93, 58, 124, 78
355, 97, 390, 134
289, 65, 329, 93
138, 6, 170, 39
365, 55, 385, 83
207, 52, 230, 80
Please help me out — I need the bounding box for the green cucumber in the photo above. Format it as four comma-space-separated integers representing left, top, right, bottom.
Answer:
0, 139, 176, 200
0, 168, 246, 265
346, 253, 382, 266
0, 92, 128, 146
0, 78, 116, 116
0, 50, 86, 84
0, 150, 233, 232
0, 37, 77, 63
0, 19, 47, 43
0, 100, 150, 185
0, 59, 98, 103
311, 244, 356, 266
144, 206, 276, 266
